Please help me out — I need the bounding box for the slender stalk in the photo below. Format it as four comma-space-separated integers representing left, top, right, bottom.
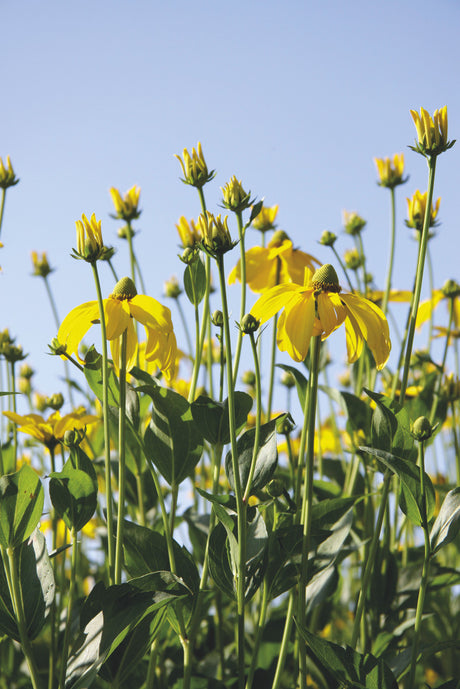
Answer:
243, 331, 262, 502
271, 592, 295, 689
429, 296, 454, 425
232, 210, 247, 384
10, 362, 18, 471
245, 580, 269, 689
0, 189, 6, 238
114, 329, 128, 585
298, 334, 321, 689
91, 262, 114, 583
399, 156, 437, 406
43, 276, 75, 407
266, 313, 279, 421
381, 187, 397, 317
175, 295, 194, 358
58, 527, 78, 689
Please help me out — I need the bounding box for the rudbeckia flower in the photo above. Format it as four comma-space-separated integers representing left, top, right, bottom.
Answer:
229, 230, 320, 293
416, 280, 460, 329
57, 277, 177, 381
3, 408, 99, 452
250, 263, 391, 370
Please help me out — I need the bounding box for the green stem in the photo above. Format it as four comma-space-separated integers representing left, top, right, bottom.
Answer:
115, 329, 128, 585
245, 580, 269, 689
266, 313, 279, 421
429, 297, 454, 425
3, 545, 42, 689
91, 262, 114, 584
0, 189, 6, 238
399, 156, 437, 406
381, 187, 397, 317
217, 253, 246, 689
10, 362, 18, 471
232, 210, 247, 384
243, 331, 262, 502
452, 402, 460, 485
43, 276, 75, 408
298, 334, 321, 689
58, 527, 78, 689
175, 295, 194, 358
125, 221, 137, 285
271, 591, 295, 689
331, 245, 354, 292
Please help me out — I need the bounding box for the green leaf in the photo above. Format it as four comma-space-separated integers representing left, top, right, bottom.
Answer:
49, 456, 98, 532
142, 386, 203, 486
363, 389, 398, 453
359, 446, 435, 525
276, 363, 308, 409
190, 392, 253, 445
0, 465, 44, 548
0, 529, 55, 641
321, 386, 372, 436
184, 258, 206, 306
83, 345, 120, 406
249, 199, 263, 224
296, 622, 398, 688
430, 488, 460, 555
225, 417, 279, 494
66, 573, 187, 689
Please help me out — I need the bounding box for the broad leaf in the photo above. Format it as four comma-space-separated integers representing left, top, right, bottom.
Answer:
0, 465, 44, 548
430, 488, 460, 555
225, 417, 279, 494
191, 392, 253, 446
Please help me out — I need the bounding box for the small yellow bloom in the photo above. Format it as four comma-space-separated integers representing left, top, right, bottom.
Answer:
0, 155, 19, 189
221, 176, 253, 213
57, 276, 177, 380
175, 142, 215, 188
229, 230, 320, 293
251, 204, 279, 233
31, 251, 53, 278
175, 216, 201, 249
197, 212, 235, 257
374, 153, 407, 189
3, 408, 99, 452
251, 263, 391, 370
416, 279, 460, 329
109, 185, 141, 222
72, 213, 107, 262
410, 106, 455, 157
405, 190, 440, 232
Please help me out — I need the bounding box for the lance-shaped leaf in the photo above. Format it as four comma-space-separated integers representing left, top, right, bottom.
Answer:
430, 488, 460, 555
0, 465, 44, 548
184, 257, 206, 306
191, 392, 253, 445
225, 417, 279, 494
142, 385, 203, 486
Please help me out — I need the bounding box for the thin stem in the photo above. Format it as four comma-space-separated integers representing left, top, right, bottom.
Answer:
10, 362, 18, 471
175, 295, 194, 358
232, 210, 247, 384
399, 156, 437, 406
91, 262, 114, 583
429, 297, 454, 425
243, 331, 262, 502
381, 187, 397, 317
115, 329, 128, 585
58, 527, 78, 689
271, 592, 295, 689
245, 580, 269, 689
266, 313, 279, 420
43, 276, 75, 408
0, 189, 6, 238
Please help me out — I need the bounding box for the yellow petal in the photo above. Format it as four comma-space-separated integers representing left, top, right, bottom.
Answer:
416, 291, 444, 328
251, 283, 305, 325
105, 298, 130, 340
129, 294, 173, 331
341, 293, 391, 369
316, 292, 346, 339
110, 319, 138, 372
277, 292, 316, 361
58, 301, 100, 356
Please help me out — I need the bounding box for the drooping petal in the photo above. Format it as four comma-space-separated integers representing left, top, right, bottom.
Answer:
129, 295, 173, 331
251, 283, 306, 325
415, 291, 444, 328
316, 292, 346, 339
244, 247, 280, 292
145, 328, 177, 382
58, 301, 100, 357
343, 308, 365, 364
105, 298, 131, 340
277, 291, 316, 361
342, 293, 391, 369
110, 318, 138, 372
282, 247, 321, 286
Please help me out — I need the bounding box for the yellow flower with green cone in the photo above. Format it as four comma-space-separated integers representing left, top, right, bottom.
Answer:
3, 407, 99, 452
57, 276, 177, 380
229, 230, 320, 293
250, 263, 391, 369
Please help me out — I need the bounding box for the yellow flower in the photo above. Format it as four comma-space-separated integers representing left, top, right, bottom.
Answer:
72, 213, 107, 262
221, 176, 253, 213
410, 106, 455, 157
0, 155, 19, 189
229, 230, 320, 293
416, 280, 460, 329
374, 153, 407, 189
175, 142, 215, 188
109, 185, 141, 222
405, 190, 441, 232
3, 408, 99, 452
57, 276, 177, 380
250, 263, 391, 370
31, 251, 53, 278
175, 216, 201, 249
197, 212, 236, 257
251, 204, 279, 233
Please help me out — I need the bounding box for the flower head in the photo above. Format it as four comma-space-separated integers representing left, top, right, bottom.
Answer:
221, 176, 254, 213
0, 156, 19, 189
250, 263, 391, 369
110, 185, 141, 222
374, 153, 408, 189
175, 216, 201, 249
416, 279, 460, 330
175, 142, 215, 188
251, 204, 279, 233
229, 230, 320, 293
57, 276, 177, 380
3, 408, 99, 452
31, 251, 53, 278
72, 213, 109, 263
197, 212, 236, 257
405, 190, 440, 232
410, 106, 455, 157
343, 211, 366, 235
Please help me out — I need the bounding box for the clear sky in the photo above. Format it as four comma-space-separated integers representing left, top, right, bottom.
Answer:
2, 0, 460, 408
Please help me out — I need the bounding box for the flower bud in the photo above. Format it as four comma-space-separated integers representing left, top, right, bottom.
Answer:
343, 211, 366, 235
319, 230, 337, 247
175, 216, 201, 249
344, 248, 363, 271
211, 310, 224, 328
110, 185, 141, 222
31, 251, 53, 278
164, 276, 182, 299
221, 176, 254, 213
374, 153, 407, 189
240, 313, 260, 335
410, 106, 455, 158
49, 337, 67, 356
411, 416, 433, 442
45, 393, 64, 411
241, 370, 256, 387
73, 213, 108, 263
198, 212, 235, 257
117, 224, 135, 239
0, 155, 19, 189
63, 428, 85, 447
441, 279, 460, 300
405, 190, 440, 232
1, 343, 27, 364
280, 370, 295, 388
266, 478, 284, 498
175, 142, 215, 188
251, 204, 279, 233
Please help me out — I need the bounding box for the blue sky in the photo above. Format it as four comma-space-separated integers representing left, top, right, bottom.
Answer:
2, 0, 460, 410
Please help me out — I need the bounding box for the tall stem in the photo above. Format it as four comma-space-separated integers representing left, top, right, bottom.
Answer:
114, 330, 128, 585
381, 187, 397, 317
58, 527, 78, 689
232, 210, 246, 384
